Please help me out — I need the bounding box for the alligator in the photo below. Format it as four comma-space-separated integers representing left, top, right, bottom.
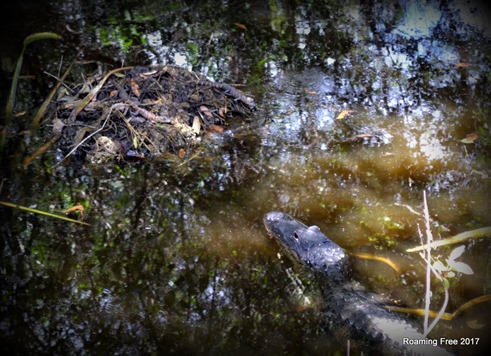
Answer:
263, 211, 453, 356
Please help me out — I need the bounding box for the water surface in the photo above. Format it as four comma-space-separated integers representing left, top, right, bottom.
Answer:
1, 0, 491, 354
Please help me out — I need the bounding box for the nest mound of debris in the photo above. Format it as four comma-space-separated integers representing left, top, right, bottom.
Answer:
54, 65, 256, 163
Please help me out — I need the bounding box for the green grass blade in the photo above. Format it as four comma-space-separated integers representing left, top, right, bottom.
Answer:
23, 32, 62, 46
0, 200, 90, 226
5, 49, 25, 121
5, 32, 62, 123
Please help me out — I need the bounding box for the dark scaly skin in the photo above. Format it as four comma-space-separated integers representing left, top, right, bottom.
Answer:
263, 211, 453, 356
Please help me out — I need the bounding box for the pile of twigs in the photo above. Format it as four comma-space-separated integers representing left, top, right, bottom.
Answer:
53, 65, 256, 164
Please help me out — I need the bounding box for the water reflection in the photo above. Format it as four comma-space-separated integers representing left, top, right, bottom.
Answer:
393, 1, 442, 38
1, 0, 491, 355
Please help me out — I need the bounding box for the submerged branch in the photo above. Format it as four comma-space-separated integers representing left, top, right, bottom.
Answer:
407, 227, 491, 252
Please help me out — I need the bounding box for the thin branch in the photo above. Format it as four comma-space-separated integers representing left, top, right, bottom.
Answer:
420, 190, 449, 337
424, 268, 449, 337
422, 190, 433, 333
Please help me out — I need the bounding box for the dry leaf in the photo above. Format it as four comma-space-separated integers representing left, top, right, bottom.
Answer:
234, 22, 247, 30
199, 105, 214, 118
336, 109, 355, 120
209, 124, 224, 133
456, 63, 471, 68
141, 70, 158, 76
178, 148, 185, 159
304, 88, 318, 95
460, 133, 478, 144
130, 79, 140, 97
218, 107, 228, 118
97, 136, 118, 154
64, 204, 85, 218
348, 135, 371, 141
52, 118, 65, 135
14, 111, 27, 117
192, 116, 201, 134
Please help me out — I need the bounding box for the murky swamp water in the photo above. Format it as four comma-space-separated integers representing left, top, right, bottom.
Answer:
1, 0, 491, 354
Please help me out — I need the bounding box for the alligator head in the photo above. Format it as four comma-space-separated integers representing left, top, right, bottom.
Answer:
263, 211, 350, 281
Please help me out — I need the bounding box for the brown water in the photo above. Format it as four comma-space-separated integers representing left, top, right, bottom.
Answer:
1, 0, 491, 354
